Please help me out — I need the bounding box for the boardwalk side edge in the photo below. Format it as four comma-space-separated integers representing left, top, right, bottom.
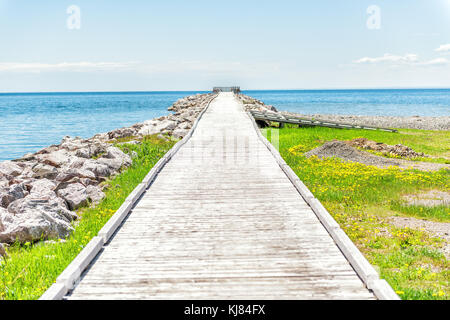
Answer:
245, 108, 400, 301
40, 94, 218, 300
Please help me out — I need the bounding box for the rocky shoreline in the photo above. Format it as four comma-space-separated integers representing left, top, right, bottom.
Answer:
281, 111, 450, 131
0, 93, 216, 250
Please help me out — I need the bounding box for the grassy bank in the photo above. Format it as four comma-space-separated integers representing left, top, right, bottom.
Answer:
0, 135, 175, 300
264, 126, 449, 300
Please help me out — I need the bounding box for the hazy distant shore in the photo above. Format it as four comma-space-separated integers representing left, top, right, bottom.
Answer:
281, 111, 450, 131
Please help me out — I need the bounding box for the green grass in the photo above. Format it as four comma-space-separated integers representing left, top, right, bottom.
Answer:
0, 135, 175, 300
276, 125, 450, 156
264, 125, 449, 300
390, 202, 450, 222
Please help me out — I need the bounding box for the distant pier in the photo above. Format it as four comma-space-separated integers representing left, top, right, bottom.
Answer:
213, 86, 241, 93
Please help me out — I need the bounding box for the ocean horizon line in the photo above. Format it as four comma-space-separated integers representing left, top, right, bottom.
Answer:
1, 87, 450, 95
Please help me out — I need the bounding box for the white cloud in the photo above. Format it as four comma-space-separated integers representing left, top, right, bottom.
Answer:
0, 61, 139, 72
353, 53, 449, 67
0, 60, 281, 77
435, 44, 450, 52
353, 53, 419, 64
418, 58, 449, 66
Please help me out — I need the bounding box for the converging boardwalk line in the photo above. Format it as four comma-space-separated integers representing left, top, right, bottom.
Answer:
45, 92, 396, 300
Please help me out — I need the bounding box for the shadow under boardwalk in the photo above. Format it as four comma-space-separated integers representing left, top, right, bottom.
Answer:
67, 92, 375, 300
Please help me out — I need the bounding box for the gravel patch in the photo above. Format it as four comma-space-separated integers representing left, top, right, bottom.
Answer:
393, 159, 449, 172
389, 216, 450, 259
402, 190, 450, 207
281, 111, 450, 131
305, 140, 399, 167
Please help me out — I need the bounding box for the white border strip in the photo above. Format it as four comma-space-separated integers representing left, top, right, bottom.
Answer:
246, 109, 400, 300
40, 93, 218, 300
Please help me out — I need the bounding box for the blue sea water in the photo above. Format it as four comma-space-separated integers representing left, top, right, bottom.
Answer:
0, 89, 449, 161
243, 89, 450, 117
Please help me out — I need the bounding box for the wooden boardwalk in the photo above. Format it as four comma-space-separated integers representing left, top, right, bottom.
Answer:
66, 92, 377, 300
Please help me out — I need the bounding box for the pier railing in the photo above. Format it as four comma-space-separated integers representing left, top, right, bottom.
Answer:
250, 110, 398, 132
213, 86, 241, 93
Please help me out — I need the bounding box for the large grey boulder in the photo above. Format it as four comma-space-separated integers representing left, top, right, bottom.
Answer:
75, 143, 107, 159
138, 119, 177, 136
1, 191, 77, 244
80, 159, 112, 178
176, 122, 192, 130
57, 183, 89, 210
37, 149, 72, 168
172, 128, 189, 139
91, 132, 109, 141
16, 165, 35, 179
32, 163, 58, 179
75, 148, 91, 159
107, 127, 136, 140
29, 179, 57, 198
0, 184, 28, 208
97, 146, 132, 171
79, 178, 98, 187
0, 180, 8, 189
68, 157, 87, 170
86, 185, 105, 205
104, 146, 131, 163
8, 194, 76, 222
55, 168, 96, 183
97, 157, 124, 171
35, 145, 59, 155
0, 161, 23, 177
0, 206, 74, 244
59, 136, 85, 152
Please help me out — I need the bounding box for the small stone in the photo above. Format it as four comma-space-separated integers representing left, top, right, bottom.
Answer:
0, 243, 7, 258
172, 129, 189, 139
157, 134, 168, 141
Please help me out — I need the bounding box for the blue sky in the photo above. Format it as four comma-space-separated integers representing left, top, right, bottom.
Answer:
0, 0, 449, 91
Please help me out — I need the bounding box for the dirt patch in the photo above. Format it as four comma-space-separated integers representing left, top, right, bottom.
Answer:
402, 190, 450, 207
393, 159, 449, 172
346, 138, 427, 158
305, 140, 450, 171
389, 216, 450, 259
